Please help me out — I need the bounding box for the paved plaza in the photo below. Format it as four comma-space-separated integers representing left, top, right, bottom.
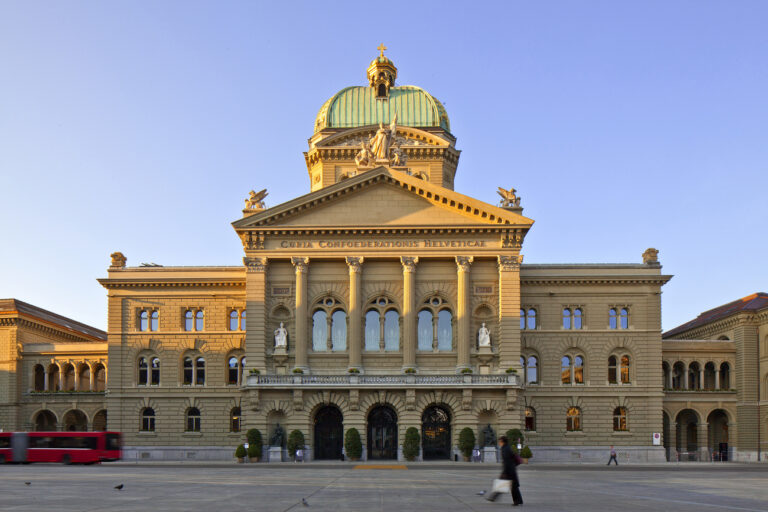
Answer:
1, 463, 767, 512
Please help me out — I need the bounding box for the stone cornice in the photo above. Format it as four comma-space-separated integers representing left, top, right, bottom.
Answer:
98, 278, 245, 290
665, 312, 759, 340
305, 146, 460, 167
521, 275, 672, 286
15, 318, 105, 343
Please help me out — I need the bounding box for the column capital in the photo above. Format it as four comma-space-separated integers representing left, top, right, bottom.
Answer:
455, 256, 474, 272
400, 256, 419, 273
497, 254, 522, 272
345, 256, 365, 273
243, 256, 268, 273
291, 256, 310, 272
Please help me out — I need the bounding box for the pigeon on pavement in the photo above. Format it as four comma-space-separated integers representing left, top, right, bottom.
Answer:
302, 498, 309, 506
114, 484, 124, 490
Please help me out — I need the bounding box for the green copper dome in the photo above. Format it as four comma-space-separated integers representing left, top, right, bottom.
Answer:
314, 85, 451, 133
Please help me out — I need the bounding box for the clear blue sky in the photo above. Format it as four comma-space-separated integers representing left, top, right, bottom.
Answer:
1, 1, 766, 331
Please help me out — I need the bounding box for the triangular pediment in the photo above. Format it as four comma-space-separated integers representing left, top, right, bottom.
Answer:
233, 167, 533, 232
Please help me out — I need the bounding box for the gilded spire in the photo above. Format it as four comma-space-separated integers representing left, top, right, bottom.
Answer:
367, 45, 397, 98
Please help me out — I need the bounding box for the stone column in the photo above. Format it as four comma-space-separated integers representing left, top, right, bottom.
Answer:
667, 367, 673, 390
74, 367, 79, 391
497, 255, 523, 370
43, 370, 49, 392
455, 256, 473, 370
699, 369, 705, 390
244, 256, 268, 373
292, 257, 310, 371
346, 257, 364, 370
715, 368, 720, 390
683, 363, 689, 390
400, 257, 418, 369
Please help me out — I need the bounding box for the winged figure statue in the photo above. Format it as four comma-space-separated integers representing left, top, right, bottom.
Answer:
497, 187, 521, 208
245, 189, 268, 210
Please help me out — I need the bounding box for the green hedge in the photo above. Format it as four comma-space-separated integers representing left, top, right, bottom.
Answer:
345, 428, 362, 460
403, 427, 420, 461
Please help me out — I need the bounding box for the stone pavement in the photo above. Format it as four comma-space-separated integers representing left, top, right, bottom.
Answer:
1, 463, 767, 511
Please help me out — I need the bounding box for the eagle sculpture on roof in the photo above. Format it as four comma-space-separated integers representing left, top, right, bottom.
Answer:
497, 187, 521, 208
245, 189, 268, 210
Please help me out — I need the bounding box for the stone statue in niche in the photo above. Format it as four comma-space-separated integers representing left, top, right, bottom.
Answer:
270, 423, 285, 447
478, 323, 491, 347
482, 423, 496, 447
274, 322, 288, 348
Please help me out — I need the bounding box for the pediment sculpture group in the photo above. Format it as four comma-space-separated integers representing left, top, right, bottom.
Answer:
355, 113, 407, 169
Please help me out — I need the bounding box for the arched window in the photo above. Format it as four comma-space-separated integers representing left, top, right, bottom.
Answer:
195, 357, 206, 385
94, 364, 106, 391
383, 310, 399, 351
141, 408, 155, 432
150, 310, 159, 331
574, 355, 584, 384
608, 356, 617, 384
186, 407, 201, 432
620, 308, 629, 329
418, 310, 433, 351
138, 357, 148, 385
437, 310, 453, 351
47, 364, 59, 392
184, 310, 193, 331
672, 361, 684, 389
139, 310, 148, 331
525, 407, 536, 431
613, 407, 628, 431
561, 356, 572, 385
704, 362, 716, 390
312, 310, 328, 351
521, 355, 538, 384
194, 310, 204, 331
621, 355, 631, 384
720, 362, 730, 389
609, 308, 618, 329
563, 308, 571, 329
331, 310, 347, 351
228, 356, 239, 385
230, 407, 241, 433
150, 357, 160, 385
525, 309, 537, 330
520, 309, 525, 330
573, 308, 583, 329
566, 407, 581, 431
688, 361, 701, 389
365, 310, 380, 351
183, 357, 193, 385
62, 363, 75, 391
240, 310, 246, 330
610, 307, 629, 329
229, 310, 239, 331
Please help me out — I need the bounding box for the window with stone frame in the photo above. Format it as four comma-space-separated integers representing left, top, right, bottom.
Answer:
418, 296, 453, 351
230, 407, 241, 433
229, 309, 246, 331
227, 355, 245, 385
560, 354, 585, 385
183, 309, 204, 331
138, 357, 148, 385
613, 407, 628, 431
609, 307, 630, 330
138, 356, 160, 386
524, 407, 536, 431
182, 355, 205, 386
566, 407, 581, 431
364, 296, 400, 352
562, 307, 583, 329
138, 309, 159, 332
141, 408, 155, 432
520, 355, 538, 384
312, 297, 347, 352
520, 308, 537, 330
186, 407, 201, 432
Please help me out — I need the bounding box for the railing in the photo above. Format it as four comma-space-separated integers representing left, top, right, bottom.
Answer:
246, 373, 519, 387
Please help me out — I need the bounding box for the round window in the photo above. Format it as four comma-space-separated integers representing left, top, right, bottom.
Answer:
324, 298, 335, 307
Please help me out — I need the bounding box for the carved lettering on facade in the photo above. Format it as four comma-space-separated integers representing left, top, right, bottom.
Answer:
276, 239, 488, 249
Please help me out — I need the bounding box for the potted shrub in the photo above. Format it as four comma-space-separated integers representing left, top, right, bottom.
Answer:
458, 427, 475, 461
403, 427, 420, 461
344, 427, 362, 461
287, 430, 305, 460
520, 445, 532, 463
506, 428, 524, 452
234, 444, 246, 463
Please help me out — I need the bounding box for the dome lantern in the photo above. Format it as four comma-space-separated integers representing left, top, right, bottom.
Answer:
367, 44, 397, 98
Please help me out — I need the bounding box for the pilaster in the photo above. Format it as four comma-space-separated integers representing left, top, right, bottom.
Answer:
292, 257, 310, 371
497, 255, 522, 370
456, 256, 473, 370
244, 256, 268, 372
401, 257, 419, 369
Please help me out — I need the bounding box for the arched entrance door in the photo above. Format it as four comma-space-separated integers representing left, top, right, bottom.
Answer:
675, 409, 699, 461
708, 409, 729, 461
368, 406, 397, 459
34, 410, 57, 431
314, 406, 343, 460
422, 405, 451, 460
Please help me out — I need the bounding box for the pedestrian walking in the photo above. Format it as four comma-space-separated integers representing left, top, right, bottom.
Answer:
485, 435, 523, 506
607, 445, 618, 466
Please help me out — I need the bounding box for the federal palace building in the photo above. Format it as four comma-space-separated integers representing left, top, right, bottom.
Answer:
1, 50, 766, 463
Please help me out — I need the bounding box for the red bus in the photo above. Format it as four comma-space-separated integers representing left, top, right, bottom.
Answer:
0, 431, 121, 464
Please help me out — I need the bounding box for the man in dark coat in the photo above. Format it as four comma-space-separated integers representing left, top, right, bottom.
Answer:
486, 435, 523, 505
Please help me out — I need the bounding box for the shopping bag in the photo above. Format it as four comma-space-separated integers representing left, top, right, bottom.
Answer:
491, 479, 511, 494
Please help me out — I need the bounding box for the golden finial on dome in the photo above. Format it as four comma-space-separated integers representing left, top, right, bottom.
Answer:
368, 44, 397, 98
377, 43, 387, 58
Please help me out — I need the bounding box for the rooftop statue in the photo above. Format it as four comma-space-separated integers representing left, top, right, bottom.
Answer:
355, 113, 403, 169
245, 189, 268, 210
497, 187, 521, 208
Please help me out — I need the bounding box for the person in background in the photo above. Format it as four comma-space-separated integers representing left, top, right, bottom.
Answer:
607, 445, 618, 466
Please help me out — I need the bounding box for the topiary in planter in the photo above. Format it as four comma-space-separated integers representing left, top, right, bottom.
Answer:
234, 444, 246, 462
344, 427, 362, 460
287, 430, 305, 459
458, 427, 476, 460
520, 445, 532, 460
403, 427, 420, 461
247, 443, 260, 461
506, 428, 524, 451
246, 429, 263, 459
